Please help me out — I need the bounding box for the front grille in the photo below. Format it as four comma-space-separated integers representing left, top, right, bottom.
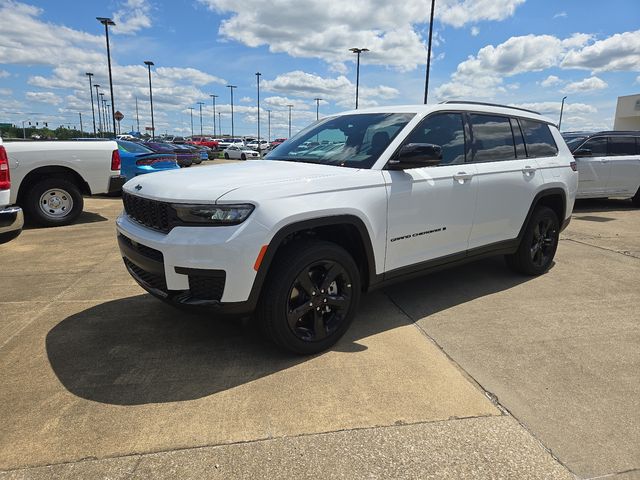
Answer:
122, 192, 174, 233
118, 234, 163, 262
124, 258, 167, 291
188, 273, 226, 301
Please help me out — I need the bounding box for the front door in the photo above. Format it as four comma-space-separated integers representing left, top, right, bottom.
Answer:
575, 136, 611, 197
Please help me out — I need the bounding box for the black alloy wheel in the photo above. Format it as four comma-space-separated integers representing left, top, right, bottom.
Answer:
506, 206, 559, 275
529, 216, 557, 268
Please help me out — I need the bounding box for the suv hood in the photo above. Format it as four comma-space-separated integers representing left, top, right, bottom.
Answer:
121, 160, 358, 203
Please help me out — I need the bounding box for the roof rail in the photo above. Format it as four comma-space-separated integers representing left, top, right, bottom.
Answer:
440, 100, 540, 115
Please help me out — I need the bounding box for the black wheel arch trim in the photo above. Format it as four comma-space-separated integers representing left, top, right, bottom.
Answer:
245, 215, 378, 312
517, 187, 567, 241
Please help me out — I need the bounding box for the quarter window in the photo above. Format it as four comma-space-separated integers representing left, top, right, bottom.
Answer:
608, 137, 637, 156
403, 113, 466, 165
519, 119, 558, 157
470, 114, 515, 162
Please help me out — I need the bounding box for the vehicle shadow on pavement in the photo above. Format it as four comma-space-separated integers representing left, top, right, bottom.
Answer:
573, 198, 636, 213
45, 257, 531, 406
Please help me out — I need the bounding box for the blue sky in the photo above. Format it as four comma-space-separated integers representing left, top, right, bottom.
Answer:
1, 0, 639, 138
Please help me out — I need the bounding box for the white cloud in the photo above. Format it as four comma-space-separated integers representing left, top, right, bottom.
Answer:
636, 75, 640, 85
513, 102, 597, 117
470, 26, 480, 37
0, 88, 12, 96
562, 76, 608, 94
112, 0, 152, 35
0, 69, 9, 78
553, 12, 567, 19
199, 0, 524, 71
540, 75, 562, 87
26, 91, 62, 105
561, 30, 640, 72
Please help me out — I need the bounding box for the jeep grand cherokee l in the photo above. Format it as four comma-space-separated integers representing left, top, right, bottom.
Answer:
117, 102, 578, 354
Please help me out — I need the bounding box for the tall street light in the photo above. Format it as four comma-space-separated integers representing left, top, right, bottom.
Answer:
78, 112, 83, 134
227, 85, 237, 139
96, 17, 117, 136
287, 104, 293, 138
188, 107, 194, 137
349, 47, 369, 109
99, 92, 106, 134
144, 61, 155, 140
256, 72, 262, 153
197, 101, 205, 136
135, 96, 140, 133
85, 72, 97, 136
559, 96, 567, 131
209, 94, 218, 137
218, 112, 222, 136
266, 109, 271, 143
94, 84, 103, 136
314, 97, 322, 121
424, 0, 436, 104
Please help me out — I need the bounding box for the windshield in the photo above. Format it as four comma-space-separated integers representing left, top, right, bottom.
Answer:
265, 113, 415, 168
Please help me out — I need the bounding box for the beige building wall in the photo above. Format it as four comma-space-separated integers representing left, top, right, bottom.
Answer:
613, 94, 640, 130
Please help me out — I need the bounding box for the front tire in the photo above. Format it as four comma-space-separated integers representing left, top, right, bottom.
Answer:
241, 153, 246, 160
24, 178, 84, 227
506, 206, 559, 275
257, 240, 361, 355
224, 153, 229, 159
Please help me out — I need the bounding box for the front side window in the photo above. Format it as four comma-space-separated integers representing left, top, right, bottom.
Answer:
470, 114, 515, 162
402, 112, 466, 165
580, 137, 607, 156
520, 119, 558, 157
265, 113, 415, 169
608, 137, 637, 156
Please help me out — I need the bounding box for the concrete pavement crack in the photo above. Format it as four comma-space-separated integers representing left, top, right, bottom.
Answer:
560, 237, 640, 259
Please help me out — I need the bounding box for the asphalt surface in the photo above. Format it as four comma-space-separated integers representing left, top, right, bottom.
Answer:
0, 173, 638, 479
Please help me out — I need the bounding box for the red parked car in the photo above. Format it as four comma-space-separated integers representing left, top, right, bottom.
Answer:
188, 136, 219, 150
270, 138, 287, 147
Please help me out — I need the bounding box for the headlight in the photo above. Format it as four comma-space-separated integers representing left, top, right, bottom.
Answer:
172, 203, 254, 225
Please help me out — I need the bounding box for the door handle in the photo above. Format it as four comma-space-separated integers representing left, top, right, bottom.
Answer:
453, 172, 473, 183
522, 166, 536, 175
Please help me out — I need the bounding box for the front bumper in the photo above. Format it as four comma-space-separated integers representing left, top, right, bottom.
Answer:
116, 213, 267, 314
0, 205, 24, 242
108, 175, 127, 193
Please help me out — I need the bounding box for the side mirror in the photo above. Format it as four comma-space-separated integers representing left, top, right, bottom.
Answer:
573, 148, 592, 157
387, 143, 443, 170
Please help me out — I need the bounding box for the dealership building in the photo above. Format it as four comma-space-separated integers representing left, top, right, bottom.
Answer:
613, 93, 640, 130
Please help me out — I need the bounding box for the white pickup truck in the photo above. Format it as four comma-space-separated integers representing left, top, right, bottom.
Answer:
3, 140, 125, 226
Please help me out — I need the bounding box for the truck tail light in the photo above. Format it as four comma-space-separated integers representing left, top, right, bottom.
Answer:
570, 161, 577, 172
0, 146, 10, 191
111, 149, 121, 171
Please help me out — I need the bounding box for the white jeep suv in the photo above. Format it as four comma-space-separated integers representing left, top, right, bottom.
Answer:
117, 102, 578, 354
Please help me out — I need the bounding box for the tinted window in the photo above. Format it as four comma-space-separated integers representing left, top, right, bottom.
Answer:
510, 118, 526, 158
520, 119, 558, 157
608, 137, 637, 156
470, 114, 515, 162
117, 140, 153, 154
580, 137, 607, 155
404, 113, 466, 165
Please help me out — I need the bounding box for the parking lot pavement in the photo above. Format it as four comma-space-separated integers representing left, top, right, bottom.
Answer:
386, 198, 640, 479
0, 195, 635, 479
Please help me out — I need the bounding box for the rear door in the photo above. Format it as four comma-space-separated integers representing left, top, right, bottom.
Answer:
467, 115, 548, 249
384, 112, 478, 273
574, 136, 611, 197
605, 136, 640, 196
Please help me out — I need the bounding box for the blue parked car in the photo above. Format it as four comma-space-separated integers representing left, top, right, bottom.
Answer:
117, 140, 180, 181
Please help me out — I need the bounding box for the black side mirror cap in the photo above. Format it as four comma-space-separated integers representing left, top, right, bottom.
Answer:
387, 143, 443, 170
573, 148, 592, 157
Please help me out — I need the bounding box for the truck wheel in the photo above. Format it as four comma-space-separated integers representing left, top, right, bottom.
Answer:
224, 153, 229, 159
24, 178, 83, 227
506, 206, 559, 276
258, 240, 361, 355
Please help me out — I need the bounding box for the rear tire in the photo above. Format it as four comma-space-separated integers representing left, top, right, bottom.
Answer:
506, 206, 559, 276
24, 177, 83, 227
224, 153, 229, 159
257, 240, 361, 355
241, 153, 246, 160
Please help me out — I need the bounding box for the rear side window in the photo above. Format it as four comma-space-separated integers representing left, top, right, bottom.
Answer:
470, 114, 515, 162
520, 119, 558, 157
608, 137, 637, 156
404, 113, 466, 165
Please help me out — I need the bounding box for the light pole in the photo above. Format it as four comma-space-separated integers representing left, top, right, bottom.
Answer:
349, 47, 369, 109
99, 92, 106, 135
79, 112, 83, 134
96, 17, 117, 136
209, 94, 218, 137
135, 96, 140, 133
256, 72, 262, 153
227, 85, 237, 138
94, 84, 103, 136
197, 101, 205, 136
188, 107, 194, 137
144, 61, 155, 140
287, 104, 293, 138
85, 72, 97, 136
314, 97, 322, 121
266, 109, 271, 143
559, 96, 567, 131
218, 112, 222, 136
423, 0, 436, 104
106, 103, 112, 136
